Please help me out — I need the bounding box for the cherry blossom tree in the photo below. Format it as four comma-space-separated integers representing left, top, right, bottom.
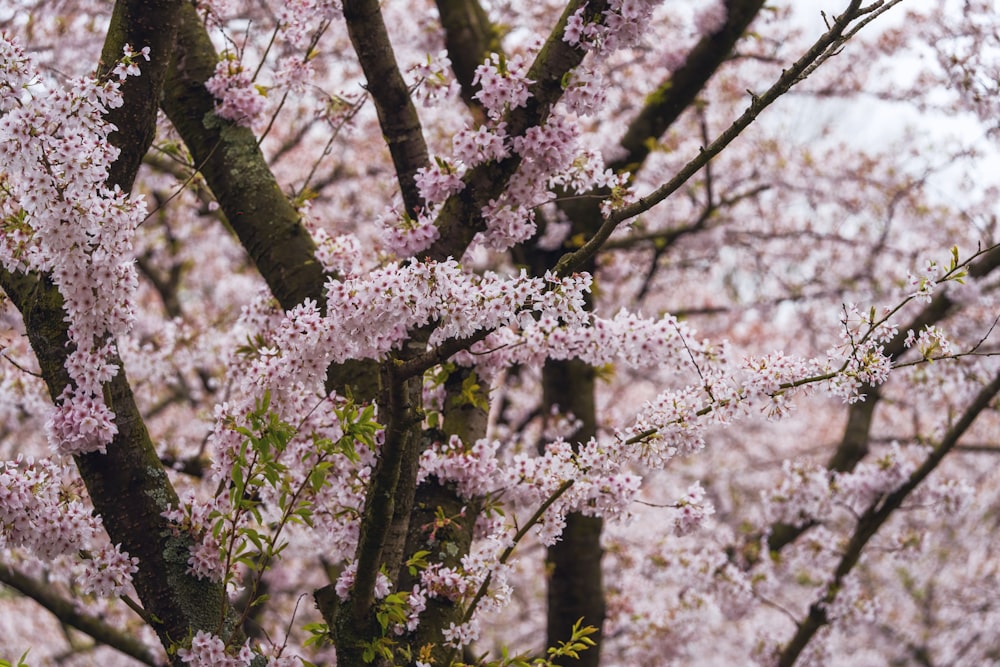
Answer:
1, 0, 999, 666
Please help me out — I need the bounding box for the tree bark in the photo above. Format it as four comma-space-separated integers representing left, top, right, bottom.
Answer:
0, 0, 243, 659
160, 2, 327, 313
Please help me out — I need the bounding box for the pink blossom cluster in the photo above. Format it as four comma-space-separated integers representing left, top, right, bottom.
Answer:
903, 324, 955, 360
560, 65, 607, 116
436, 63, 629, 251
178, 632, 254, 667
478, 200, 536, 250
274, 261, 592, 371
601, 522, 756, 665
418, 435, 501, 499
414, 159, 465, 206
204, 56, 267, 128
82, 541, 141, 598
0, 38, 147, 454
621, 339, 894, 466
512, 115, 582, 180
496, 438, 641, 544
826, 303, 898, 402
334, 560, 393, 600
452, 123, 509, 168
564, 0, 661, 53
408, 50, 461, 107
672, 481, 715, 536
906, 257, 945, 302
442, 290, 933, 473
403, 585, 428, 632
275, 0, 342, 49
472, 53, 534, 121
442, 619, 481, 649
0, 458, 99, 559
0, 457, 137, 596
377, 206, 441, 258
763, 443, 929, 527
309, 226, 364, 276
415, 434, 641, 611
413, 529, 517, 645
273, 56, 315, 96
625, 383, 714, 466
462, 111, 629, 249
178, 630, 296, 667
420, 563, 471, 602
465, 309, 713, 382
0, 37, 33, 112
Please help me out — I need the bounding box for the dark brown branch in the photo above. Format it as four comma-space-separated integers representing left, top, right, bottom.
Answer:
395, 329, 491, 380
328, 368, 423, 666
343, 0, 430, 217
426, 0, 611, 263
98, 0, 184, 193
542, 358, 604, 667
395, 368, 489, 667
0, 563, 162, 666
0, 0, 244, 658
0, 270, 230, 658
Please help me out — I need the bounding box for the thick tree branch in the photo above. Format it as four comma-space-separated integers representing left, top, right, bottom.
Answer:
0, 0, 243, 659
160, 3, 387, 403
393, 368, 489, 667
0, 563, 162, 666
98, 0, 184, 192
542, 358, 604, 667
0, 273, 229, 660
330, 368, 423, 666
160, 2, 327, 312
343, 0, 430, 217
427, 0, 610, 262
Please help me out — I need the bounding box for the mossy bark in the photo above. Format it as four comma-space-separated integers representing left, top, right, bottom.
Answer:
0, 0, 240, 659
160, 2, 327, 313
0, 270, 229, 661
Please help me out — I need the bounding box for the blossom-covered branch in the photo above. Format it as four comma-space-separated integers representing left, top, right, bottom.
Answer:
777, 368, 1000, 666
555, 0, 893, 276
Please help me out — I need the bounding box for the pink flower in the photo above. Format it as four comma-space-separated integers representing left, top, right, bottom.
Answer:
204, 57, 267, 128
